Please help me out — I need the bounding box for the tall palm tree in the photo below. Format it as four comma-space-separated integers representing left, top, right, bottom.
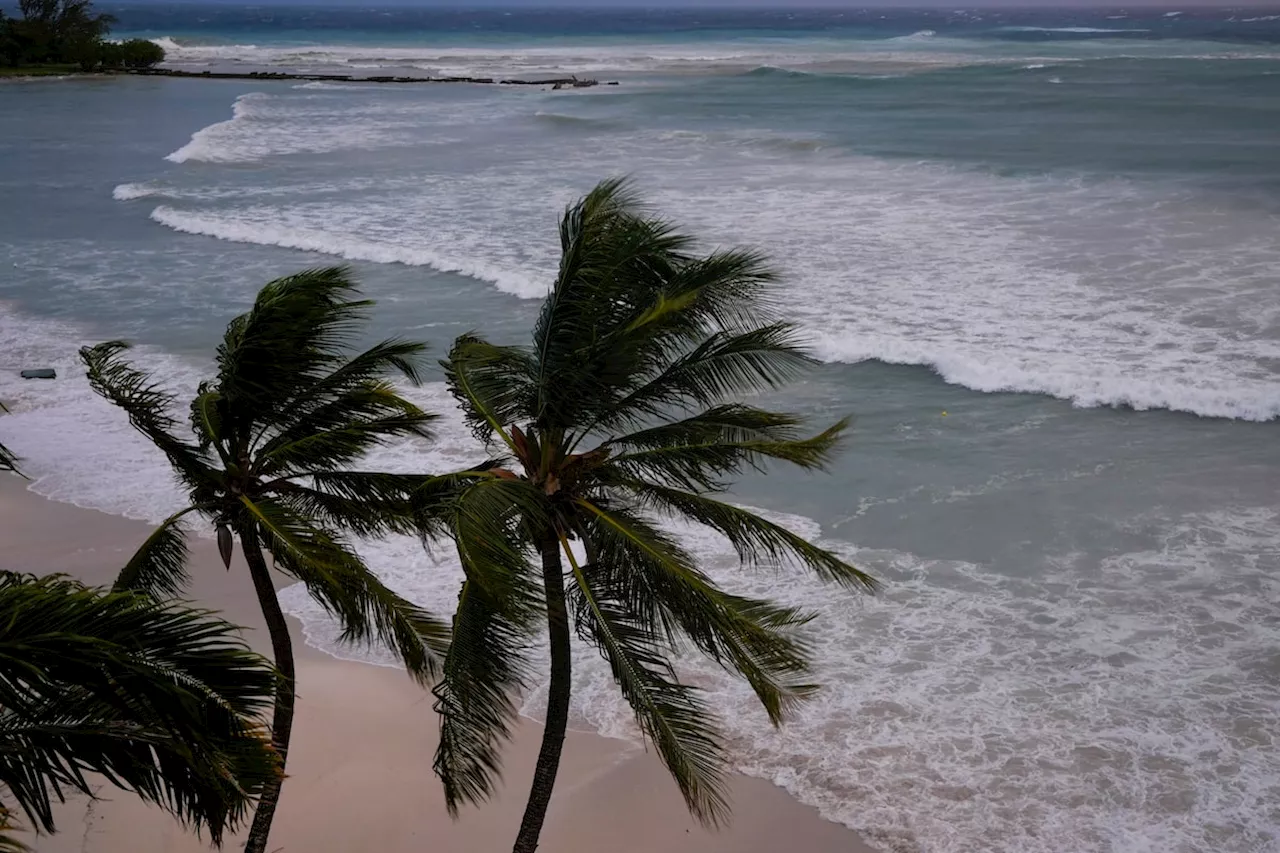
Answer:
80, 267, 450, 853
0, 571, 279, 850
427, 179, 879, 853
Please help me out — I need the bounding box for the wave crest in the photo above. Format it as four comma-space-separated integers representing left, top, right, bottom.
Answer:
148, 205, 544, 298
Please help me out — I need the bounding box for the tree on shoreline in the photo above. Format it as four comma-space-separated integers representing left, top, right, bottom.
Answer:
0, 0, 162, 71
81, 268, 447, 853
0, 572, 279, 850
425, 179, 878, 853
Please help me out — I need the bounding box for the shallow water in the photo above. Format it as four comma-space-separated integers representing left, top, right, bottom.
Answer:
1, 7, 1278, 852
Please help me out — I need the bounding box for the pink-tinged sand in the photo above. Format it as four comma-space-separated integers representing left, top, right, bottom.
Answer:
2, 477, 878, 853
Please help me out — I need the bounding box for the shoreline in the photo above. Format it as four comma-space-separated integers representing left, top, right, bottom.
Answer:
1, 475, 882, 853
2, 67, 616, 87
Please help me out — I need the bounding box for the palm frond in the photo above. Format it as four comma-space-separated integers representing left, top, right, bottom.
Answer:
432, 579, 530, 814
80, 342, 213, 490
585, 324, 816, 436
441, 335, 533, 450
248, 337, 431, 449
600, 410, 847, 492
256, 388, 435, 477
0, 573, 279, 843
649, 247, 781, 341
620, 483, 878, 591
269, 471, 429, 537
564, 541, 731, 825
447, 477, 545, 621
574, 500, 818, 724
0, 441, 23, 479
215, 267, 375, 432
188, 382, 229, 463
114, 506, 199, 598
242, 496, 448, 682
532, 178, 697, 428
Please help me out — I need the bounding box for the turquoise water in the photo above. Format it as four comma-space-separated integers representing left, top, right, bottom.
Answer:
2, 7, 1279, 852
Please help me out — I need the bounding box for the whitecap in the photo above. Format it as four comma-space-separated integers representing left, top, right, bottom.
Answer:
148, 205, 545, 299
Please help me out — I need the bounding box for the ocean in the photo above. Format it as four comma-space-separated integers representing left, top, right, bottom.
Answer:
2, 5, 1279, 851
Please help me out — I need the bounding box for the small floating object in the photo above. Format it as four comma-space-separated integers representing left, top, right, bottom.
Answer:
20, 368, 56, 380
940, 410, 948, 417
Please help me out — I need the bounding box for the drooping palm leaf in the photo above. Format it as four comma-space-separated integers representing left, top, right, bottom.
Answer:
563, 539, 731, 824
240, 495, 447, 683
80, 342, 213, 490
572, 500, 818, 723
0, 573, 278, 845
613, 482, 877, 591
432, 579, 531, 815
113, 506, 199, 598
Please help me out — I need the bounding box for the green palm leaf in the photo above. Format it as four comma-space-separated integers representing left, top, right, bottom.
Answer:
442, 335, 531, 450
114, 506, 199, 597
602, 409, 848, 492
573, 500, 818, 723
584, 324, 816, 437
0, 573, 278, 845
432, 579, 531, 814
80, 341, 213, 490
565, 542, 730, 825
619, 482, 877, 591
242, 495, 447, 682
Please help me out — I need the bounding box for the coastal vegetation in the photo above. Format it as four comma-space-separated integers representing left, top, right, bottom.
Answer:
80, 269, 451, 853
425, 179, 877, 852
4, 181, 873, 851
0, 0, 162, 73
0, 572, 279, 850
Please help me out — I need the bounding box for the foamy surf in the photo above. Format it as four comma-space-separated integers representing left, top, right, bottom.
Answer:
111, 182, 158, 200
148, 205, 546, 299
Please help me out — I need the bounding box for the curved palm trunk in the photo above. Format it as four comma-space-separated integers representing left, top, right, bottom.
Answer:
512, 535, 572, 853
240, 525, 296, 853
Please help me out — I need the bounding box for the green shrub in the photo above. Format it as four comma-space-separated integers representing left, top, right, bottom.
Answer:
113, 37, 164, 68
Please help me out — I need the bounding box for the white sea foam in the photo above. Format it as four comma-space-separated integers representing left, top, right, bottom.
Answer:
1001, 26, 1152, 34
112, 182, 163, 200
143, 91, 1280, 422
143, 33, 1246, 80
149, 205, 545, 298
889, 30, 937, 42
164, 91, 463, 164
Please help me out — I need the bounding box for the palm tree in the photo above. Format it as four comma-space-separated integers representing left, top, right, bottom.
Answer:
0, 571, 279, 850
80, 267, 450, 853
426, 179, 879, 853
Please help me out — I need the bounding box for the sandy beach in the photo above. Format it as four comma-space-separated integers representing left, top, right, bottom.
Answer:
1, 476, 878, 853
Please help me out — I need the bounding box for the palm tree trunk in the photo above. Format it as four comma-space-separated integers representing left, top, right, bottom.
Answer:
239, 525, 296, 853
512, 534, 572, 853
